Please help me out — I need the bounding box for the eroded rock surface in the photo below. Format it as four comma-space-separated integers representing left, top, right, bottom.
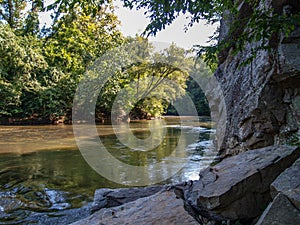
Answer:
71, 189, 198, 225
256, 193, 300, 225
271, 157, 300, 208
256, 157, 300, 225
176, 145, 300, 224
210, 0, 300, 158
91, 185, 162, 213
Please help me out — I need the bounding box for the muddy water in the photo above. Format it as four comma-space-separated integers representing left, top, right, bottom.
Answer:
0, 117, 216, 224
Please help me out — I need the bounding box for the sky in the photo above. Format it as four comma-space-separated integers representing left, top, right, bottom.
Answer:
39, 0, 218, 50
113, 0, 218, 50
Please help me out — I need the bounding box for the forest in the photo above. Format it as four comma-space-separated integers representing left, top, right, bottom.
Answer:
0, 0, 212, 124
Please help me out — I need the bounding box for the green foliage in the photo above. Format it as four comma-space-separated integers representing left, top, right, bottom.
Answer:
45, 0, 110, 22
123, 0, 226, 35
123, 0, 300, 66
0, 0, 212, 123
0, 0, 27, 29
0, 78, 21, 116
167, 56, 212, 116
234, 221, 243, 225
185, 78, 210, 116
0, 25, 44, 116
0, 1, 124, 123
93, 37, 212, 119
44, 5, 123, 77
0, 24, 71, 119
93, 38, 190, 120
286, 132, 300, 147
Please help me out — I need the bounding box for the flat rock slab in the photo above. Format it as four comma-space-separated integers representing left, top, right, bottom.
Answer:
256, 193, 300, 225
271, 157, 300, 210
71, 190, 198, 225
179, 145, 300, 223
91, 186, 162, 213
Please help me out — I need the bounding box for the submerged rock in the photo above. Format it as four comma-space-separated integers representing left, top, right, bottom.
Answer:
176, 145, 300, 224
24, 203, 92, 225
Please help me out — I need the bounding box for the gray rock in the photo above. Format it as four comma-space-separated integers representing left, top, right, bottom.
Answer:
208, 0, 300, 158
177, 145, 300, 223
71, 189, 198, 225
91, 185, 162, 213
255, 193, 300, 225
286, 188, 300, 210
258, 156, 300, 225
271, 157, 300, 210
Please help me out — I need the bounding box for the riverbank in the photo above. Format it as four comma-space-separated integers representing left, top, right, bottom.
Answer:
70, 145, 300, 225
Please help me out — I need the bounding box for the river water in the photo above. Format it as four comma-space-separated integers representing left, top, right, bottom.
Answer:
0, 116, 217, 224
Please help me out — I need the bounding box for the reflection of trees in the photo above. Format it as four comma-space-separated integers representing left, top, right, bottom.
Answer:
0, 150, 123, 212
102, 126, 182, 166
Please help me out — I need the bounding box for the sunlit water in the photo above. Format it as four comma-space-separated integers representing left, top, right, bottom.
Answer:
0, 116, 217, 224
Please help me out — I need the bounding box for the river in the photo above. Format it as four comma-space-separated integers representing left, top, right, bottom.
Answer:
0, 116, 217, 224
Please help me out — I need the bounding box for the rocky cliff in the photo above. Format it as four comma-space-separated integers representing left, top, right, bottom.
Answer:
212, 0, 300, 158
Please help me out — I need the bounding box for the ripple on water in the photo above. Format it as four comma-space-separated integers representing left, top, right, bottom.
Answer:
0, 118, 217, 224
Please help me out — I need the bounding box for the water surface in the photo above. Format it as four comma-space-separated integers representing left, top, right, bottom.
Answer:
0, 116, 216, 224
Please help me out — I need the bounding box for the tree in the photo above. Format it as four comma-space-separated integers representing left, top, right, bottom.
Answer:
0, 0, 27, 29
42, 5, 123, 119
44, 5, 123, 78
83, 37, 190, 120
122, 0, 300, 65
0, 24, 52, 118
0, 1, 124, 123
185, 58, 211, 116
0, 0, 112, 34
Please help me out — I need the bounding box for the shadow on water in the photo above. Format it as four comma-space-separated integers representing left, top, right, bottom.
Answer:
0, 150, 122, 224
0, 116, 216, 224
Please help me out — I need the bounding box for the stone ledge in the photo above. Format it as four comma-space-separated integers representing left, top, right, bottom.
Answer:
177, 145, 300, 224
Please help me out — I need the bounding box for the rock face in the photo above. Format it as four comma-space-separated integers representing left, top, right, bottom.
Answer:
212, 0, 300, 158
91, 186, 162, 213
256, 157, 300, 224
71, 188, 198, 225
256, 193, 300, 225
176, 145, 300, 224
270, 157, 300, 205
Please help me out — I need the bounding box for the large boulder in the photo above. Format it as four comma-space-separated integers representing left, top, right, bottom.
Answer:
271, 157, 300, 208
71, 188, 198, 225
176, 145, 300, 224
256, 157, 300, 224
255, 193, 300, 225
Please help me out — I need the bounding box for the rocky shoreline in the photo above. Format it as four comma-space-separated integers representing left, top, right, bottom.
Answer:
71, 0, 300, 223
16, 0, 298, 223
69, 145, 299, 225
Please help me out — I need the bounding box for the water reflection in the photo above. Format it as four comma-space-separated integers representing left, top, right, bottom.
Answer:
0, 117, 216, 224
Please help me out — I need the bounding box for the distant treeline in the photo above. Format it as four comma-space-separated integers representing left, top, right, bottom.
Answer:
0, 0, 211, 125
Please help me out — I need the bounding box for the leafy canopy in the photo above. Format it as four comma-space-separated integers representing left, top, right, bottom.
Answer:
123, 0, 300, 66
